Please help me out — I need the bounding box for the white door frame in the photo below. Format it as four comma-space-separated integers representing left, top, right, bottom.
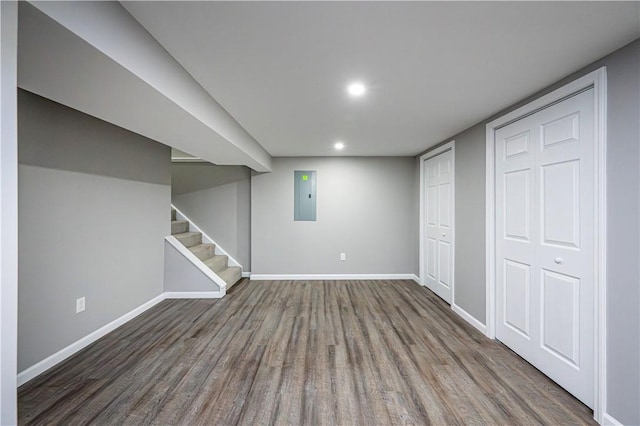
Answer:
419, 140, 455, 304
485, 67, 607, 423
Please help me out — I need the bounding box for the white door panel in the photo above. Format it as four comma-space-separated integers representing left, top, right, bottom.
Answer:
504, 130, 530, 158
426, 238, 437, 279
495, 89, 594, 407
503, 259, 531, 338
504, 169, 531, 241
426, 186, 438, 225
541, 269, 581, 367
424, 149, 454, 304
438, 183, 451, 228
541, 160, 580, 248
438, 241, 451, 288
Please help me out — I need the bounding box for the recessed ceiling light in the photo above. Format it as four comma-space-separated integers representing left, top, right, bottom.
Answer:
334, 141, 345, 150
347, 82, 366, 97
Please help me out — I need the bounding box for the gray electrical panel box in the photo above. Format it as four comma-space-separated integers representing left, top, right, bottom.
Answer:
294, 170, 317, 221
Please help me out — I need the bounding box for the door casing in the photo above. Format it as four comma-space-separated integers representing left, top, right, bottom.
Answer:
419, 140, 455, 304
485, 67, 607, 424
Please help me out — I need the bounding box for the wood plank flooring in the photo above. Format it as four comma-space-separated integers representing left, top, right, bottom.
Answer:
18, 280, 596, 425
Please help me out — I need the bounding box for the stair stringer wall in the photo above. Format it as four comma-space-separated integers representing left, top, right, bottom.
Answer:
164, 237, 226, 297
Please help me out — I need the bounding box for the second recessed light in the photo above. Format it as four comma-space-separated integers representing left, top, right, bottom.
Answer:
347, 82, 366, 97
334, 142, 345, 150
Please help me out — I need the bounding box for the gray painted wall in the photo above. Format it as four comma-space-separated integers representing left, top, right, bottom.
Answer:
172, 164, 251, 269
418, 39, 640, 424
450, 126, 487, 320
602, 39, 640, 426
18, 90, 170, 372
251, 157, 415, 275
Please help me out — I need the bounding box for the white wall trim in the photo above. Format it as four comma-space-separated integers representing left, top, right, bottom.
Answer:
601, 413, 623, 426
17, 293, 166, 387
485, 67, 607, 423
164, 291, 223, 299
0, 2, 19, 423
485, 117, 496, 340
171, 157, 206, 163
172, 204, 243, 270
250, 274, 417, 281
242, 272, 251, 278
165, 235, 227, 292
418, 141, 455, 304
452, 304, 487, 335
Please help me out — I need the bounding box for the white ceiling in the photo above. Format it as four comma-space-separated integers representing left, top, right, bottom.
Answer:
123, 1, 640, 157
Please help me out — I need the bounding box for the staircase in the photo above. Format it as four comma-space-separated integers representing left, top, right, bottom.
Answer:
171, 208, 242, 290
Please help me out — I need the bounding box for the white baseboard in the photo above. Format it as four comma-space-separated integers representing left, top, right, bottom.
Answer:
602, 413, 623, 426
249, 273, 417, 281
412, 275, 423, 285
242, 272, 251, 278
452, 303, 488, 336
17, 288, 233, 387
164, 291, 223, 299
17, 293, 166, 387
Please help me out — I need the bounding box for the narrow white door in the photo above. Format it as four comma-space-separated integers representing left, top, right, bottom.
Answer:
424, 149, 453, 304
495, 89, 594, 407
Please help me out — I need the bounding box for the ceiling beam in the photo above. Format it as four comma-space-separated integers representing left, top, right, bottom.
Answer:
19, 1, 272, 172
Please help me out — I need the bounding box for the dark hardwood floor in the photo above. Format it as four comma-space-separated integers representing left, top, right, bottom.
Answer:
18, 279, 595, 425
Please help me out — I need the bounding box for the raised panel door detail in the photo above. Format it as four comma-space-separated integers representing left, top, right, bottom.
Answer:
541, 112, 579, 149
427, 238, 437, 279
541, 160, 580, 248
427, 186, 438, 226
541, 269, 580, 368
504, 259, 530, 337
439, 183, 451, 228
504, 130, 530, 159
438, 241, 451, 288
504, 169, 530, 241
440, 157, 451, 175
427, 163, 437, 178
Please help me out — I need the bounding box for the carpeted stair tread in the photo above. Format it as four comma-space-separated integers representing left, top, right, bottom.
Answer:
188, 243, 215, 261
203, 255, 228, 273
171, 220, 189, 235
219, 266, 242, 289
174, 232, 202, 248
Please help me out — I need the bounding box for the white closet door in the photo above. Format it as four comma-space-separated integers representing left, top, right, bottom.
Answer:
495, 89, 594, 407
424, 149, 453, 304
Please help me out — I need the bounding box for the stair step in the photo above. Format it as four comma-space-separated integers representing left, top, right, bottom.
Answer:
171, 220, 189, 235
174, 232, 202, 248
203, 255, 228, 273
219, 266, 242, 290
189, 243, 215, 261
171, 209, 176, 221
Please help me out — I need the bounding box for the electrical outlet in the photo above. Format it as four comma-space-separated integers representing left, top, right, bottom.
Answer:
76, 297, 85, 313
340, 252, 346, 261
